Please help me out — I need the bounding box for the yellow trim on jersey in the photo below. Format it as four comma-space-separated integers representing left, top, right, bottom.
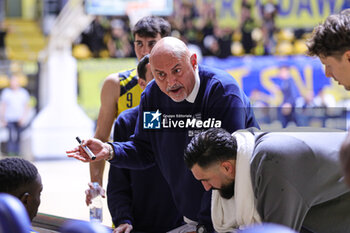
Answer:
117, 69, 143, 116
119, 69, 137, 89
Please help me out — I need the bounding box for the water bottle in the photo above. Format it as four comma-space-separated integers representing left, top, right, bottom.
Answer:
89, 182, 103, 222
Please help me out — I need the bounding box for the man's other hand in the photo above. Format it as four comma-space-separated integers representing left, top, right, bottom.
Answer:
113, 223, 133, 233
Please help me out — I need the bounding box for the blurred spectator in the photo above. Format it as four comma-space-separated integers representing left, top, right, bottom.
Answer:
277, 65, 299, 127
169, 1, 201, 46
81, 16, 108, 58
72, 0, 333, 58
0, 21, 7, 60
203, 35, 220, 56
215, 27, 233, 58
250, 89, 272, 124
296, 89, 337, 127
240, 0, 256, 54
203, 27, 232, 58
313, 89, 336, 108
196, 1, 216, 38
0, 75, 31, 156
260, 0, 279, 55
107, 19, 133, 58
181, 2, 199, 44
295, 90, 315, 127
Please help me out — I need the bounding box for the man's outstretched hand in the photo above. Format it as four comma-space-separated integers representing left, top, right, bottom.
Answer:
66, 138, 110, 162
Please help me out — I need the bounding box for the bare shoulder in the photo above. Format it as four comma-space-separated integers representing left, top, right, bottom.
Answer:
100, 73, 121, 99
103, 73, 120, 86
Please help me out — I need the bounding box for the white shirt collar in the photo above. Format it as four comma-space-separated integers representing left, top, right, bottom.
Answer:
186, 68, 200, 103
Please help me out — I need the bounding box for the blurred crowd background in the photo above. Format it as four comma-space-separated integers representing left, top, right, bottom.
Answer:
74, 0, 315, 58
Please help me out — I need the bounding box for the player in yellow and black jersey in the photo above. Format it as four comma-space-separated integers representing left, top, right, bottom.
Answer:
117, 68, 142, 116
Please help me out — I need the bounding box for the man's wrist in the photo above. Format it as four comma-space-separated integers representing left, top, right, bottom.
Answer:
118, 220, 132, 226
105, 142, 115, 161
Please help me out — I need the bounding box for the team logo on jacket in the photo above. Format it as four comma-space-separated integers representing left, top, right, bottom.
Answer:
143, 110, 162, 129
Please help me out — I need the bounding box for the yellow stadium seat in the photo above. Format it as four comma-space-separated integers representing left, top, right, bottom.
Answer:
294, 39, 308, 55
233, 32, 242, 42
275, 41, 293, 55
253, 41, 265, 55
72, 44, 92, 59
99, 49, 110, 58
277, 29, 294, 42
231, 41, 244, 56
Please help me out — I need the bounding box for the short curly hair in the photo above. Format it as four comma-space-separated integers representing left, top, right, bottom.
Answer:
306, 12, 350, 58
184, 128, 237, 169
0, 158, 38, 195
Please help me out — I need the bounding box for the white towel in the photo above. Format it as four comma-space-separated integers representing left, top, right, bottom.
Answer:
211, 130, 261, 233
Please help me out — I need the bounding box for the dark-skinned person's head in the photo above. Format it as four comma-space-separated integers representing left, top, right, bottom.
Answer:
0, 158, 43, 221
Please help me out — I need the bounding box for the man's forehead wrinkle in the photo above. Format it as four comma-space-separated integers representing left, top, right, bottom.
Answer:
151, 46, 172, 59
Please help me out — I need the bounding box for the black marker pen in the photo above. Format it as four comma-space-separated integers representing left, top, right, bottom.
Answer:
76, 137, 96, 160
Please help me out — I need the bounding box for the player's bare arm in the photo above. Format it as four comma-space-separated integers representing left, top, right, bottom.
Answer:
90, 73, 121, 185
